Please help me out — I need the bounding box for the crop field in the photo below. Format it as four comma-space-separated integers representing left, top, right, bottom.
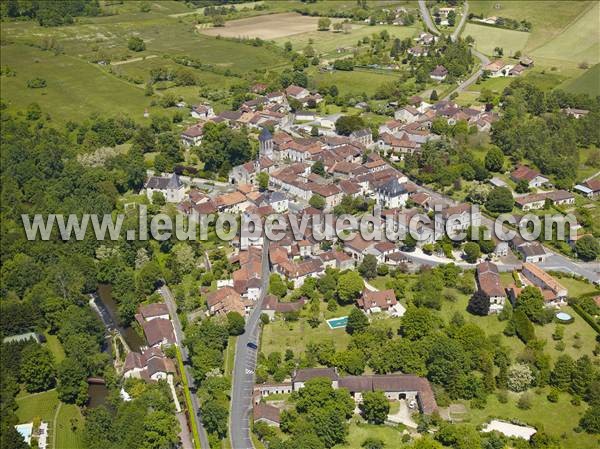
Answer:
199, 12, 336, 40
464, 23, 529, 57
274, 24, 418, 58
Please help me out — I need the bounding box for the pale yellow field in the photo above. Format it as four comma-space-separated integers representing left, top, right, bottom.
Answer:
199, 12, 340, 40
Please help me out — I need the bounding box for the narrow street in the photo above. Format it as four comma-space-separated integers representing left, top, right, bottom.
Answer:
230, 239, 270, 449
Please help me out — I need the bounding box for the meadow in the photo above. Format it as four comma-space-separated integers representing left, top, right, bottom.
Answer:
468, 0, 595, 52
530, 1, 600, 66
0, 3, 290, 123
0, 44, 152, 123
307, 67, 401, 96
561, 63, 600, 96
464, 23, 530, 57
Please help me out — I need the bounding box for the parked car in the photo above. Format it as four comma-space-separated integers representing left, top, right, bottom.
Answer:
246, 341, 258, 350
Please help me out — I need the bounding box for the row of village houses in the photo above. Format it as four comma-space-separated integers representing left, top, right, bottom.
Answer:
475, 260, 569, 314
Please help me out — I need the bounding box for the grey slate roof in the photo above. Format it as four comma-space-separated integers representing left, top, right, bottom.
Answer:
376, 178, 407, 197
259, 127, 273, 142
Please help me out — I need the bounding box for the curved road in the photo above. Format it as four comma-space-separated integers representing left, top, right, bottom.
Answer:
418, 0, 490, 100
230, 240, 270, 449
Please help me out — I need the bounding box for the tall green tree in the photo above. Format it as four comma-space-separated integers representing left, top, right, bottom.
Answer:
346, 308, 369, 335
359, 391, 389, 424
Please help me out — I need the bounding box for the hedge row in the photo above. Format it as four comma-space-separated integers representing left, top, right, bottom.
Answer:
571, 303, 600, 335
176, 346, 203, 449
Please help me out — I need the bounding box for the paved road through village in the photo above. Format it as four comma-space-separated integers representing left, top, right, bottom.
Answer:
230, 239, 270, 449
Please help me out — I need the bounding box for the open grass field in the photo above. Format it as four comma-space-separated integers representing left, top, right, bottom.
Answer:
530, 1, 600, 66
199, 13, 336, 40
561, 63, 600, 97
461, 387, 598, 449
274, 24, 418, 59
469, 1, 595, 53
464, 23, 530, 57
261, 310, 353, 356
0, 44, 152, 123
308, 68, 401, 96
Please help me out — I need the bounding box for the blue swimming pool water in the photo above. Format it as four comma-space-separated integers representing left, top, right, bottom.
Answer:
556, 312, 573, 321
326, 316, 348, 329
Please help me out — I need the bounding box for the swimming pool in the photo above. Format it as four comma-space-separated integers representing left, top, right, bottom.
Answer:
15, 423, 33, 445
555, 312, 573, 323
326, 316, 348, 329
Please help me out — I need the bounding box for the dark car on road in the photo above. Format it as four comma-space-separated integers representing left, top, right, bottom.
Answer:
246, 341, 258, 350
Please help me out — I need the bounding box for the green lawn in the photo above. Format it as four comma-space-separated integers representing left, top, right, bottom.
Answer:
436, 279, 599, 362
55, 404, 86, 449
16, 389, 86, 449
261, 312, 352, 355
461, 387, 599, 449
464, 23, 530, 57
333, 420, 406, 449
44, 333, 65, 363
16, 389, 59, 423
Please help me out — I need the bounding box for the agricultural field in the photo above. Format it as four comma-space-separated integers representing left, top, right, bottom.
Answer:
469, 1, 595, 53
561, 63, 600, 96
0, 3, 290, 123
464, 23, 530, 57
530, 1, 600, 66
199, 12, 337, 40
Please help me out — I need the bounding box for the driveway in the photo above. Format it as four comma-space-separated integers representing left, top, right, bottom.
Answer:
387, 400, 418, 428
